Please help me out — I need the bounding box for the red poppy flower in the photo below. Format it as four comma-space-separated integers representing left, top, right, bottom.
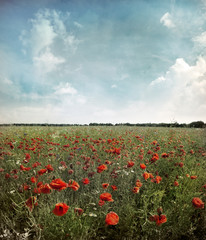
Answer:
149, 214, 167, 226
190, 176, 197, 179
154, 176, 162, 184
32, 161, 41, 168
102, 183, 109, 189
127, 161, 134, 168
174, 181, 179, 186
136, 180, 143, 187
105, 212, 119, 225
151, 153, 159, 163
132, 187, 140, 193
5, 173, 10, 179
192, 197, 204, 209
111, 185, 117, 191
143, 172, 150, 181
30, 176, 38, 183
140, 163, 146, 170
68, 169, 74, 175
74, 208, 84, 216
98, 199, 105, 207
100, 193, 114, 202
97, 164, 107, 173
82, 178, 90, 185
20, 165, 31, 171
38, 169, 47, 176
25, 196, 38, 211
40, 184, 52, 194
161, 153, 168, 158
68, 180, 80, 191
53, 203, 69, 216
45, 164, 54, 172
24, 153, 31, 163
50, 178, 68, 191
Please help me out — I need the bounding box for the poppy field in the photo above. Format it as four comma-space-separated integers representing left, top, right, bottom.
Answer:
0, 126, 206, 240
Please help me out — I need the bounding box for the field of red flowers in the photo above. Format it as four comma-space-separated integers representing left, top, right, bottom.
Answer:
0, 126, 205, 240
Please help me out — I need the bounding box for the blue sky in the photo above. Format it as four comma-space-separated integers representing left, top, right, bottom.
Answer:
0, 0, 206, 124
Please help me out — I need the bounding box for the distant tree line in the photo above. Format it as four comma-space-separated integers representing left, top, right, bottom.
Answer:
0, 121, 205, 128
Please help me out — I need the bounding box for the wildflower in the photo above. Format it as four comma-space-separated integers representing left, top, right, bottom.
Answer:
157, 207, 163, 215
152, 176, 162, 184
45, 164, 54, 172
105, 212, 119, 226
174, 181, 179, 186
82, 178, 90, 185
127, 161, 134, 168
5, 173, 10, 179
20, 165, 31, 171
140, 163, 146, 170
32, 161, 41, 168
111, 185, 117, 191
151, 153, 159, 163
191, 176, 197, 179
30, 176, 37, 183
136, 180, 143, 188
38, 169, 47, 176
23, 184, 31, 191
97, 164, 107, 173
24, 153, 31, 163
68, 169, 74, 175
149, 173, 154, 179
40, 184, 52, 194
74, 208, 84, 216
68, 180, 80, 191
151, 214, 167, 226
100, 193, 114, 202
192, 197, 204, 209
105, 160, 112, 165
50, 178, 68, 191
143, 172, 150, 181
102, 183, 109, 189
189, 150, 194, 154
53, 203, 69, 216
25, 196, 38, 211
98, 200, 105, 207
132, 187, 140, 193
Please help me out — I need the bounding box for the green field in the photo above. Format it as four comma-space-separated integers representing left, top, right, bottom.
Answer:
0, 126, 206, 240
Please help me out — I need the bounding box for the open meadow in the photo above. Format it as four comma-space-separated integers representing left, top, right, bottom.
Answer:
0, 126, 206, 240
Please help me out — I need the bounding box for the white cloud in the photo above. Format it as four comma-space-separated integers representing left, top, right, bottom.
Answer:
54, 82, 77, 95
19, 9, 80, 75
160, 12, 175, 28
150, 76, 166, 86
33, 48, 65, 74
111, 84, 117, 88
192, 31, 206, 47
29, 14, 57, 56
149, 56, 206, 122
74, 21, 83, 28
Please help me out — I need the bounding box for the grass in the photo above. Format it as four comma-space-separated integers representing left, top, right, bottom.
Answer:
0, 126, 206, 239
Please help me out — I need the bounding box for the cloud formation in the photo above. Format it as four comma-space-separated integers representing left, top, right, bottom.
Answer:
160, 12, 175, 28
150, 56, 206, 122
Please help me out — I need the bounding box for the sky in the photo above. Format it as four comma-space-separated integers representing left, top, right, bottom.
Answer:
0, 0, 206, 124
